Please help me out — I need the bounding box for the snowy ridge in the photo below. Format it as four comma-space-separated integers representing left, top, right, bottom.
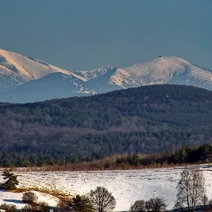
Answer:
0, 48, 212, 103
120, 56, 212, 87
0, 49, 32, 78
75, 66, 116, 81
77, 56, 212, 92
110, 68, 131, 88
0, 49, 73, 80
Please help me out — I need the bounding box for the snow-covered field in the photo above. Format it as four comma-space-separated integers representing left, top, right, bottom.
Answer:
1, 165, 212, 211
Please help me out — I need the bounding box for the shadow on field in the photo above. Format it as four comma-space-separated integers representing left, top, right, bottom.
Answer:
4, 199, 23, 204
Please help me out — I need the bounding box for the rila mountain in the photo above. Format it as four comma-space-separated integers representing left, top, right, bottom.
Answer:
0, 48, 212, 103
0, 48, 212, 167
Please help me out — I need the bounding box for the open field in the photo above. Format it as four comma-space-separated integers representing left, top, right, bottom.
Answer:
0, 165, 212, 211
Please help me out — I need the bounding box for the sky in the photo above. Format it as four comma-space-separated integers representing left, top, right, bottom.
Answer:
0, 0, 212, 72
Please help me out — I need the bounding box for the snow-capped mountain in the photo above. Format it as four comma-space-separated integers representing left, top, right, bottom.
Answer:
0, 48, 212, 103
122, 56, 212, 89
0, 48, 85, 93
75, 56, 212, 95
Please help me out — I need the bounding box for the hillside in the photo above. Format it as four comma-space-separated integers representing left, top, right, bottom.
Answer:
0, 84, 212, 166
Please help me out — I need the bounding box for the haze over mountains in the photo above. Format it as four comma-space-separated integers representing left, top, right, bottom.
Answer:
0, 48, 212, 103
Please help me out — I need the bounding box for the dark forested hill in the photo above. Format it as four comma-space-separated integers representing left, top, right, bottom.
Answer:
0, 84, 212, 166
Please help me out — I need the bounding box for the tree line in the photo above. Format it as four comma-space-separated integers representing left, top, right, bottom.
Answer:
115, 143, 212, 167
1, 143, 212, 169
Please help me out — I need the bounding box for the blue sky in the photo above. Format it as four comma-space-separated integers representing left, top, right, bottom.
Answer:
0, 0, 212, 71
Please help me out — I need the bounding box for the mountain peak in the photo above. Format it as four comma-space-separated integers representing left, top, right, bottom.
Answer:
0, 48, 75, 78
0, 49, 32, 78
122, 56, 212, 87
0, 49, 212, 103
0, 48, 76, 92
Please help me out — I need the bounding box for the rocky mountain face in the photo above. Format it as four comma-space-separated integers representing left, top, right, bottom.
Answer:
0, 49, 212, 103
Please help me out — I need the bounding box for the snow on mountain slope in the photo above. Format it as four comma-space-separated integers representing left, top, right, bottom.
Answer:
110, 68, 136, 88
1, 48, 212, 103
82, 67, 121, 94
124, 57, 187, 85
75, 66, 115, 81
75, 56, 212, 96
0, 49, 86, 93
0, 49, 72, 79
109, 57, 212, 89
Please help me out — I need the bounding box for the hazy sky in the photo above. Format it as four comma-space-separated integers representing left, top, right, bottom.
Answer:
0, 0, 212, 71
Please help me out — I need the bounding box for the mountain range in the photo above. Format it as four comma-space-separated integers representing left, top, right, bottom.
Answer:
0, 48, 212, 103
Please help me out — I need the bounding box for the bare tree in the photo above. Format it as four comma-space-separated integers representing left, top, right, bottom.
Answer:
146, 198, 166, 212
175, 168, 206, 212
87, 186, 116, 212
129, 200, 146, 212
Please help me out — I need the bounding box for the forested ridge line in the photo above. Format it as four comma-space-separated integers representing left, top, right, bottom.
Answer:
0, 84, 212, 167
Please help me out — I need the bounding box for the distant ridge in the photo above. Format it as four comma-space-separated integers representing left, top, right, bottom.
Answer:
0, 48, 212, 103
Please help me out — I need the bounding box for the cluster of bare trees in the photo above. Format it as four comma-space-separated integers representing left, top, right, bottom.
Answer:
129, 167, 208, 212
175, 168, 207, 212
129, 197, 166, 212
